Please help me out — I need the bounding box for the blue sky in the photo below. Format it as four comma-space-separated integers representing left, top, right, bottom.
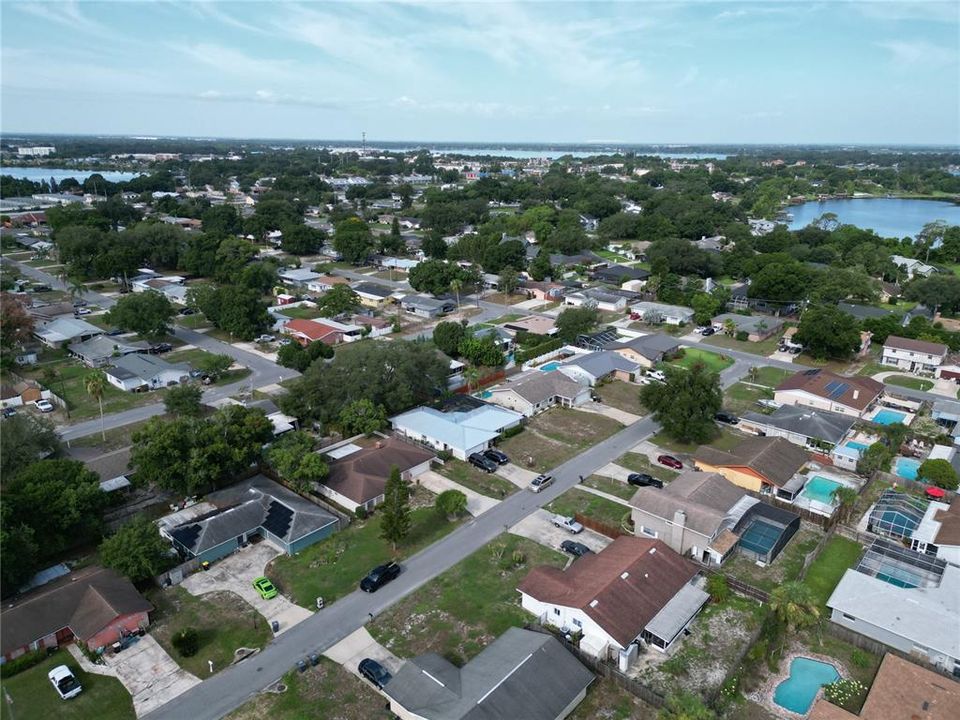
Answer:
2, 1, 958, 144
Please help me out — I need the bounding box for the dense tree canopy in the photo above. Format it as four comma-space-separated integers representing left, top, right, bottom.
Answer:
333, 217, 374, 264
105, 291, 175, 339
555, 306, 600, 343
795, 305, 862, 360
640, 363, 722, 444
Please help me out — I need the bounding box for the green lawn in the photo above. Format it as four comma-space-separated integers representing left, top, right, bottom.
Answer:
750, 366, 794, 387
268, 503, 462, 607
803, 536, 863, 607
595, 380, 646, 415
369, 535, 565, 664
724, 381, 775, 416
569, 678, 658, 720
666, 347, 734, 373
651, 427, 743, 455
498, 408, 624, 473
25, 361, 158, 421
596, 249, 631, 262
582, 474, 636, 500
372, 270, 407, 282
615, 452, 679, 483
856, 361, 888, 377
883, 374, 934, 391
721, 528, 821, 592
225, 659, 390, 720
175, 314, 212, 330
148, 587, 271, 677
546, 487, 632, 529
436, 459, 516, 498
492, 312, 525, 325
277, 305, 323, 320
702, 333, 782, 357
0, 650, 134, 720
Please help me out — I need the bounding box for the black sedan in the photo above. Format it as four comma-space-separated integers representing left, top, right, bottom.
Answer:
627, 473, 663, 488
468, 452, 498, 473
359, 561, 401, 592
358, 658, 392, 689
560, 540, 593, 557
483, 448, 509, 465
714, 411, 740, 425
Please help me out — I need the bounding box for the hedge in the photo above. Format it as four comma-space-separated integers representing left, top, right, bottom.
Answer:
516, 338, 564, 365
0, 649, 50, 678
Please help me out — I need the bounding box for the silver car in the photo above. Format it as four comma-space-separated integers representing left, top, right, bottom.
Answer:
530, 474, 553, 493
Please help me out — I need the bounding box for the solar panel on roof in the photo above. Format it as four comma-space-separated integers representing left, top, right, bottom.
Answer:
170, 524, 202, 550
262, 501, 293, 539
830, 382, 849, 399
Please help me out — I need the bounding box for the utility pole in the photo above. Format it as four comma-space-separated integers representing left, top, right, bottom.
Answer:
362, 131, 366, 155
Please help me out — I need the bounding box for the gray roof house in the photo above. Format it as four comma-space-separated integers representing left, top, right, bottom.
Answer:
401, 294, 456, 318
711, 313, 784, 342
69, 335, 150, 367
837, 302, 893, 321
384, 627, 594, 720
163, 475, 340, 564
557, 351, 640, 386
104, 354, 191, 392
738, 405, 857, 449
592, 265, 650, 284
277, 268, 321, 286
34, 317, 103, 348
487, 371, 591, 417
606, 334, 681, 368
631, 301, 695, 326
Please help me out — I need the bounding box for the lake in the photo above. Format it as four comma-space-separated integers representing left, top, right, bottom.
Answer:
1, 167, 144, 184
377, 146, 728, 160
786, 197, 960, 238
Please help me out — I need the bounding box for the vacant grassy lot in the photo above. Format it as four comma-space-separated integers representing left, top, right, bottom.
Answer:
546, 487, 631, 529
372, 270, 407, 282
583, 474, 636, 500
277, 305, 323, 320
651, 427, 743, 455
484, 292, 525, 306
724, 381, 775, 416
436, 459, 516, 498
569, 677, 658, 720
268, 503, 461, 607
884, 374, 934, 391
148, 587, 271, 677
24, 360, 157, 421
721, 527, 821, 592
0, 650, 134, 720
225, 658, 391, 720
615, 452, 679, 483
703, 333, 782, 357
595, 380, 646, 415
667, 347, 734, 373
803, 536, 863, 607
499, 408, 623, 473
369, 535, 565, 664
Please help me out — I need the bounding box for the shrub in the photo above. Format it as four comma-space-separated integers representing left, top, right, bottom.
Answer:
354, 507, 368, 520
501, 425, 524, 440
706, 574, 730, 603
0, 649, 49, 678
823, 678, 867, 712
850, 649, 873, 668
436, 449, 453, 462
172, 627, 200, 657
735, 330, 749, 341
511, 550, 526, 567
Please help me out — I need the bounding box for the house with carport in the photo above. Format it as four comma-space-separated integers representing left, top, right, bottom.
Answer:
34, 317, 102, 348
69, 335, 150, 368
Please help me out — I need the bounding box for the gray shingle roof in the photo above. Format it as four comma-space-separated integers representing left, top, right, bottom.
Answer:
740, 405, 856, 445
491, 372, 587, 406
607, 333, 680, 360
560, 351, 639, 379
695, 436, 809, 488
629, 471, 752, 537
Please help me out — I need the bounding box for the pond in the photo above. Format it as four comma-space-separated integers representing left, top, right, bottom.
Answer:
785, 197, 960, 239
773, 656, 839, 715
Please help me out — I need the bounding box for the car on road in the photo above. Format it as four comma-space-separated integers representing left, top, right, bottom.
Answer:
360, 561, 401, 592
552, 514, 584, 534
48, 665, 82, 700
35, 399, 55, 413
256, 334, 276, 343
73, 308, 92, 316
105, 327, 124, 336
560, 540, 592, 557
714, 411, 740, 425
31, 284, 52, 293
483, 448, 509, 465
529, 474, 554, 493
252, 576, 278, 600
700, 326, 716, 336
72, 299, 88, 307
358, 658, 392, 689
627, 473, 663, 488
468, 452, 498, 473
657, 454, 683, 470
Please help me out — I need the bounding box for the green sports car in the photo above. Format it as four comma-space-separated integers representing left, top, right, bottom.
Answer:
252, 576, 278, 599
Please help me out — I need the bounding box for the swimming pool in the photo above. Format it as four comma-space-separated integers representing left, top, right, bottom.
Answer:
773, 657, 840, 715
800, 476, 843, 505
895, 457, 921, 481
845, 441, 869, 452
873, 409, 907, 425
540, 361, 560, 372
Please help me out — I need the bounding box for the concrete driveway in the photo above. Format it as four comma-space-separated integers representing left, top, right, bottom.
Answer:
594, 462, 634, 482
578, 402, 640, 425
496, 462, 539, 489
181, 543, 312, 635
510, 510, 612, 555
101, 635, 200, 717
417, 470, 500, 516
324, 627, 403, 687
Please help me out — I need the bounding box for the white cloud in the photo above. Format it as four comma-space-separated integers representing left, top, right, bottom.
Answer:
13, 0, 115, 40
878, 39, 958, 67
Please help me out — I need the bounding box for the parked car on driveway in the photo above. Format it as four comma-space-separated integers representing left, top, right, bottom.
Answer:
149, 342, 173, 354
35, 399, 55, 413
256, 334, 276, 343
714, 411, 739, 425
627, 473, 663, 488
560, 540, 592, 557
529, 474, 553, 493
360, 561, 401, 592
701, 326, 716, 336
647, 370, 667, 382
552, 514, 584, 534
657, 454, 683, 470
2, 407, 16, 419
468, 452, 498, 473
483, 448, 509, 465
252, 576, 278, 599
48, 665, 82, 700
358, 658, 392, 689
73, 308, 91, 316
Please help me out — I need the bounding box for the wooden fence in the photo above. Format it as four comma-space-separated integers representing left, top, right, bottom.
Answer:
692, 561, 770, 603
574, 513, 627, 539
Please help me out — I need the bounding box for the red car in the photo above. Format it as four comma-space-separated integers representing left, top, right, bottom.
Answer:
657, 454, 683, 470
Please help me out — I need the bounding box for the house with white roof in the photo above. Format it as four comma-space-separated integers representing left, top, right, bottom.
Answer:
390, 402, 523, 460
910, 500, 960, 567
563, 287, 627, 313
34, 317, 103, 348
277, 268, 321, 288
631, 301, 695, 326
891, 255, 937, 279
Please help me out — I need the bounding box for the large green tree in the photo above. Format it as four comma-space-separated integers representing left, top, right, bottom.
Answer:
433, 321, 467, 357
186, 284, 270, 340
769, 581, 821, 633
339, 399, 388, 436
281, 224, 325, 255
104, 291, 175, 339
380, 466, 411, 551
905, 274, 960, 313
0, 414, 59, 478
99, 516, 174, 582
794, 304, 861, 360
265, 431, 329, 493
918, 458, 959, 490
317, 285, 360, 317
640, 363, 722, 444
0, 292, 34, 355
164, 384, 203, 417
333, 217, 374, 265
555, 306, 600, 343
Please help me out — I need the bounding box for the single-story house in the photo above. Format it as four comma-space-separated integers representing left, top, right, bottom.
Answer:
277, 268, 321, 288
0, 566, 152, 662
319, 438, 435, 513
557, 351, 640, 386
695, 436, 810, 498
837, 302, 893, 322
163, 475, 340, 564
564, 287, 627, 313
519, 536, 709, 658
306, 275, 351, 294
882, 336, 948, 375
592, 265, 650, 285
104, 354, 191, 392
390, 403, 523, 461
606, 334, 681, 368
891, 255, 938, 279
503, 315, 558, 336
631, 301, 695, 326
487, 371, 591, 417
738, 405, 857, 451
28, 301, 81, 321
809, 653, 960, 720
774, 369, 883, 418
69, 335, 149, 368
82, 446, 135, 493
351, 314, 393, 338
283, 318, 343, 346
34, 317, 103, 348
352, 282, 395, 309
384, 627, 594, 720
827, 539, 960, 674
711, 313, 784, 342
521, 281, 566, 301
910, 498, 960, 567
0, 380, 44, 408
401, 294, 456, 318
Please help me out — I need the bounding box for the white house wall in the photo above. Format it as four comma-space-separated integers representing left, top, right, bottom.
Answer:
520, 592, 618, 658
773, 389, 862, 418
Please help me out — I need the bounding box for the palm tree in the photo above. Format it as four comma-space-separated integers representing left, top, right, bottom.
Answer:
769, 581, 820, 635
68, 276, 87, 304
723, 319, 737, 337
85, 370, 108, 441
464, 366, 481, 394
450, 278, 463, 314
832, 486, 859, 523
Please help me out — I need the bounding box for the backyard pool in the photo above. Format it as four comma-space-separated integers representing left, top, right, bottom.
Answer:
799, 476, 843, 505
895, 457, 921, 481
773, 657, 840, 715
540, 361, 561, 372
873, 409, 907, 425
845, 441, 869, 452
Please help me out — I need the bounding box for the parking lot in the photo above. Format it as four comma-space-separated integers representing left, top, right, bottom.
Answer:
510, 508, 613, 555
181, 543, 312, 633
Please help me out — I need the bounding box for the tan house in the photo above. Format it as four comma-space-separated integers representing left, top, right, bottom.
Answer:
695, 436, 809, 496
605, 334, 680, 369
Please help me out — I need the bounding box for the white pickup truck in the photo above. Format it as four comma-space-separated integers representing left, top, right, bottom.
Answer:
48, 665, 82, 700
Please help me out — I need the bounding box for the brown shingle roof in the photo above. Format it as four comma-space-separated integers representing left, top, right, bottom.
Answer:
695, 437, 809, 487
884, 335, 948, 356
933, 502, 960, 546
776, 369, 882, 412
517, 537, 697, 647
859, 653, 960, 719
808, 701, 858, 720
0, 566, 152, 655
322, 438, 435, 505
